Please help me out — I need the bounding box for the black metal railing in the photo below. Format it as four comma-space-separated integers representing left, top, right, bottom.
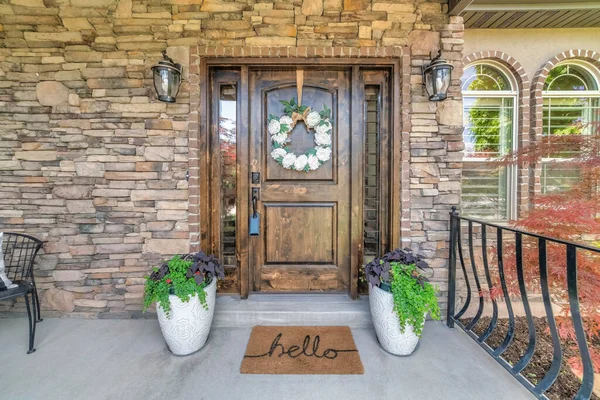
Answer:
447, 207, 599, 400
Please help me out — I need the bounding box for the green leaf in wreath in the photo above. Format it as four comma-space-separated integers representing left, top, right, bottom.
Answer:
298, 105, 308, 112
280, 123, 289, 132
307, 148, 317, 156
319, 104, 331, 119
280, 100, 289, 107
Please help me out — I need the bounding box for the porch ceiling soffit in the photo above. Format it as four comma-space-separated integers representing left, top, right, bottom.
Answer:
450, 0, 600, 29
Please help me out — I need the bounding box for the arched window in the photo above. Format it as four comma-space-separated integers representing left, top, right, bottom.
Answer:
542, 62, 600, 193
461, 62, 518, 220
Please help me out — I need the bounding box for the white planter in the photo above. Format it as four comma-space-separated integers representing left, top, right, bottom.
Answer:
156, 277, 217, 356
369, 284, 424, 356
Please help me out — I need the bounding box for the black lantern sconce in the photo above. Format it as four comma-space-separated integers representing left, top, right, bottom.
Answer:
151, 50, 182, 103
422, 51, 454, 102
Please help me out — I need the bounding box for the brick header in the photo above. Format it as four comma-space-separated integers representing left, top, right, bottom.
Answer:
530, 49, 600, 92
192, 46, 404, 58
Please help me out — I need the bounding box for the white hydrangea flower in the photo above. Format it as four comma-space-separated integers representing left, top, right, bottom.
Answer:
294, 155, 308, 171
316, 121, 331, 135
279, 115, 294, 130
305, 111, 321, 128
314, 132, 331, 146
282, 153, 297, 169
316, 146, 331, 162
271, 148, 287, 160
272, 133, 288, 145
268, 119, 281, 135
307, 155, 320, 170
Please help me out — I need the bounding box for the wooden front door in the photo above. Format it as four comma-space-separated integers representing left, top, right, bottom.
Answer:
249, 68, 351, 292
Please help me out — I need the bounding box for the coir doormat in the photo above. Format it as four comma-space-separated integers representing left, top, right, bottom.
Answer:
240, 326, 364, 375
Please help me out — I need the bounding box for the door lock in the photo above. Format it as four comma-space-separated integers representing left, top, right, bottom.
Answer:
251, 172, 260, 184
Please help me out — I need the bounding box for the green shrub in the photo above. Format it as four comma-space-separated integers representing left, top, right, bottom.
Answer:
389, 262, 440, 337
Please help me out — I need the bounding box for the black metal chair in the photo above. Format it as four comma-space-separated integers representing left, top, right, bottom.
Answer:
0, 233, 43, 354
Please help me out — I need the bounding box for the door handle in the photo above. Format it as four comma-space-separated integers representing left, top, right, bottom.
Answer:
250, 195, 260, 236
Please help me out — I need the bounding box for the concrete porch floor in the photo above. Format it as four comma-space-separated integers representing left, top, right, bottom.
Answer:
0, 318, 532, 400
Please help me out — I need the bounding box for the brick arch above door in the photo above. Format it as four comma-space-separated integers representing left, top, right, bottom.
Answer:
462, 51, 531, 216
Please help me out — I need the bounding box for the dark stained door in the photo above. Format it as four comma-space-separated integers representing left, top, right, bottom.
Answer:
249, 68, 352, 292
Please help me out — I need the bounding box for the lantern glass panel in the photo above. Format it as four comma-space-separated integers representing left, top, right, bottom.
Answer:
435, 67, 451, 96
425, 70, 434, 98
153, 68, 181, 102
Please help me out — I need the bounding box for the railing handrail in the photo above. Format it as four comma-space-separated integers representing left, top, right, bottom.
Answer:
457, 214, 600, 254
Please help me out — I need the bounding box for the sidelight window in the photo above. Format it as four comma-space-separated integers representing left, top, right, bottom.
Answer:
219, 84, 237, 266
363, 86, 381, 264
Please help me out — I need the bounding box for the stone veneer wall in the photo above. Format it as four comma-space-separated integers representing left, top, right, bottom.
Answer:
0, 0, 463, 317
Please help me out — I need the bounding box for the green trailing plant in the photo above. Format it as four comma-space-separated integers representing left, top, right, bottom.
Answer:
389, 262, 440, 337
364, 248, 441, 337
143, 251, 224, 316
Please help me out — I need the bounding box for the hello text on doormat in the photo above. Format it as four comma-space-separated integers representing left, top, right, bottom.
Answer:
240, 326, 364, 375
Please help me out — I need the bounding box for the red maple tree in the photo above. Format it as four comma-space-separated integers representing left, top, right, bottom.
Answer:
486, 119, 600, 372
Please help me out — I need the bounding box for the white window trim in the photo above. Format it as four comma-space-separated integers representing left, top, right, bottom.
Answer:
540, 60, 600, 194
462, 60, 519, 221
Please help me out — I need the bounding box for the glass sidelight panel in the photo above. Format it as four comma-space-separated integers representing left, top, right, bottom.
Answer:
363, 86, 381, 264
219, 84, 237, 266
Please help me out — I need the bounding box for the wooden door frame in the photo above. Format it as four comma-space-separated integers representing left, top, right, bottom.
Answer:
197, 58, 403, 299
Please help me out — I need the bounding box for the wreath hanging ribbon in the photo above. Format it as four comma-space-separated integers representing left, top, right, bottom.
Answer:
268, 70, 333, 172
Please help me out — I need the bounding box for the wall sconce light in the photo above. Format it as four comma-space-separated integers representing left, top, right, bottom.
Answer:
422, 51, 454, 102
151, 50, 182, 103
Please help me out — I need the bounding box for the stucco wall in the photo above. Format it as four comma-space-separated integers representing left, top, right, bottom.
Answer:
0, 0, 464, 318
464, 28, 600, 79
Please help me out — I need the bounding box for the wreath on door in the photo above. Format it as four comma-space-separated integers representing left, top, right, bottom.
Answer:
268, 97, 332, 172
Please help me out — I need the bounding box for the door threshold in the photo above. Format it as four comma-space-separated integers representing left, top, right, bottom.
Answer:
247, 293, 354, 302
213, 293, 371, 328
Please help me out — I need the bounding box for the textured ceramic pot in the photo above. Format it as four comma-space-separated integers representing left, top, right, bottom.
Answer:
369, 284, 424, 356
156, 277, 217, 356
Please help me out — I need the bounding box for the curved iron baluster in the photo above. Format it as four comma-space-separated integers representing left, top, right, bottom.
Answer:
454, 225, 472, 320
512, 233, 536, 374
566, 245, 594, 400
478, 225, 499, 343
465, 221, 485, 331
534, 238, 562, 395
493, 229, 515, 357
447, 209, 458, 327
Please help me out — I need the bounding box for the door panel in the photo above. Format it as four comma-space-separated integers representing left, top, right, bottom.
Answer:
265, 203, 335, 264
249, 68, 351, 292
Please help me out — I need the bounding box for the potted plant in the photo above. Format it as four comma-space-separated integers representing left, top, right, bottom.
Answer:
143, 251, 224, 356
364, 248, 440, 356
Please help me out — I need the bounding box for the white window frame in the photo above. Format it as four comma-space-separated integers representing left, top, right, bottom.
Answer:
541, 60, 600, 192
462, 60, 519, 221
